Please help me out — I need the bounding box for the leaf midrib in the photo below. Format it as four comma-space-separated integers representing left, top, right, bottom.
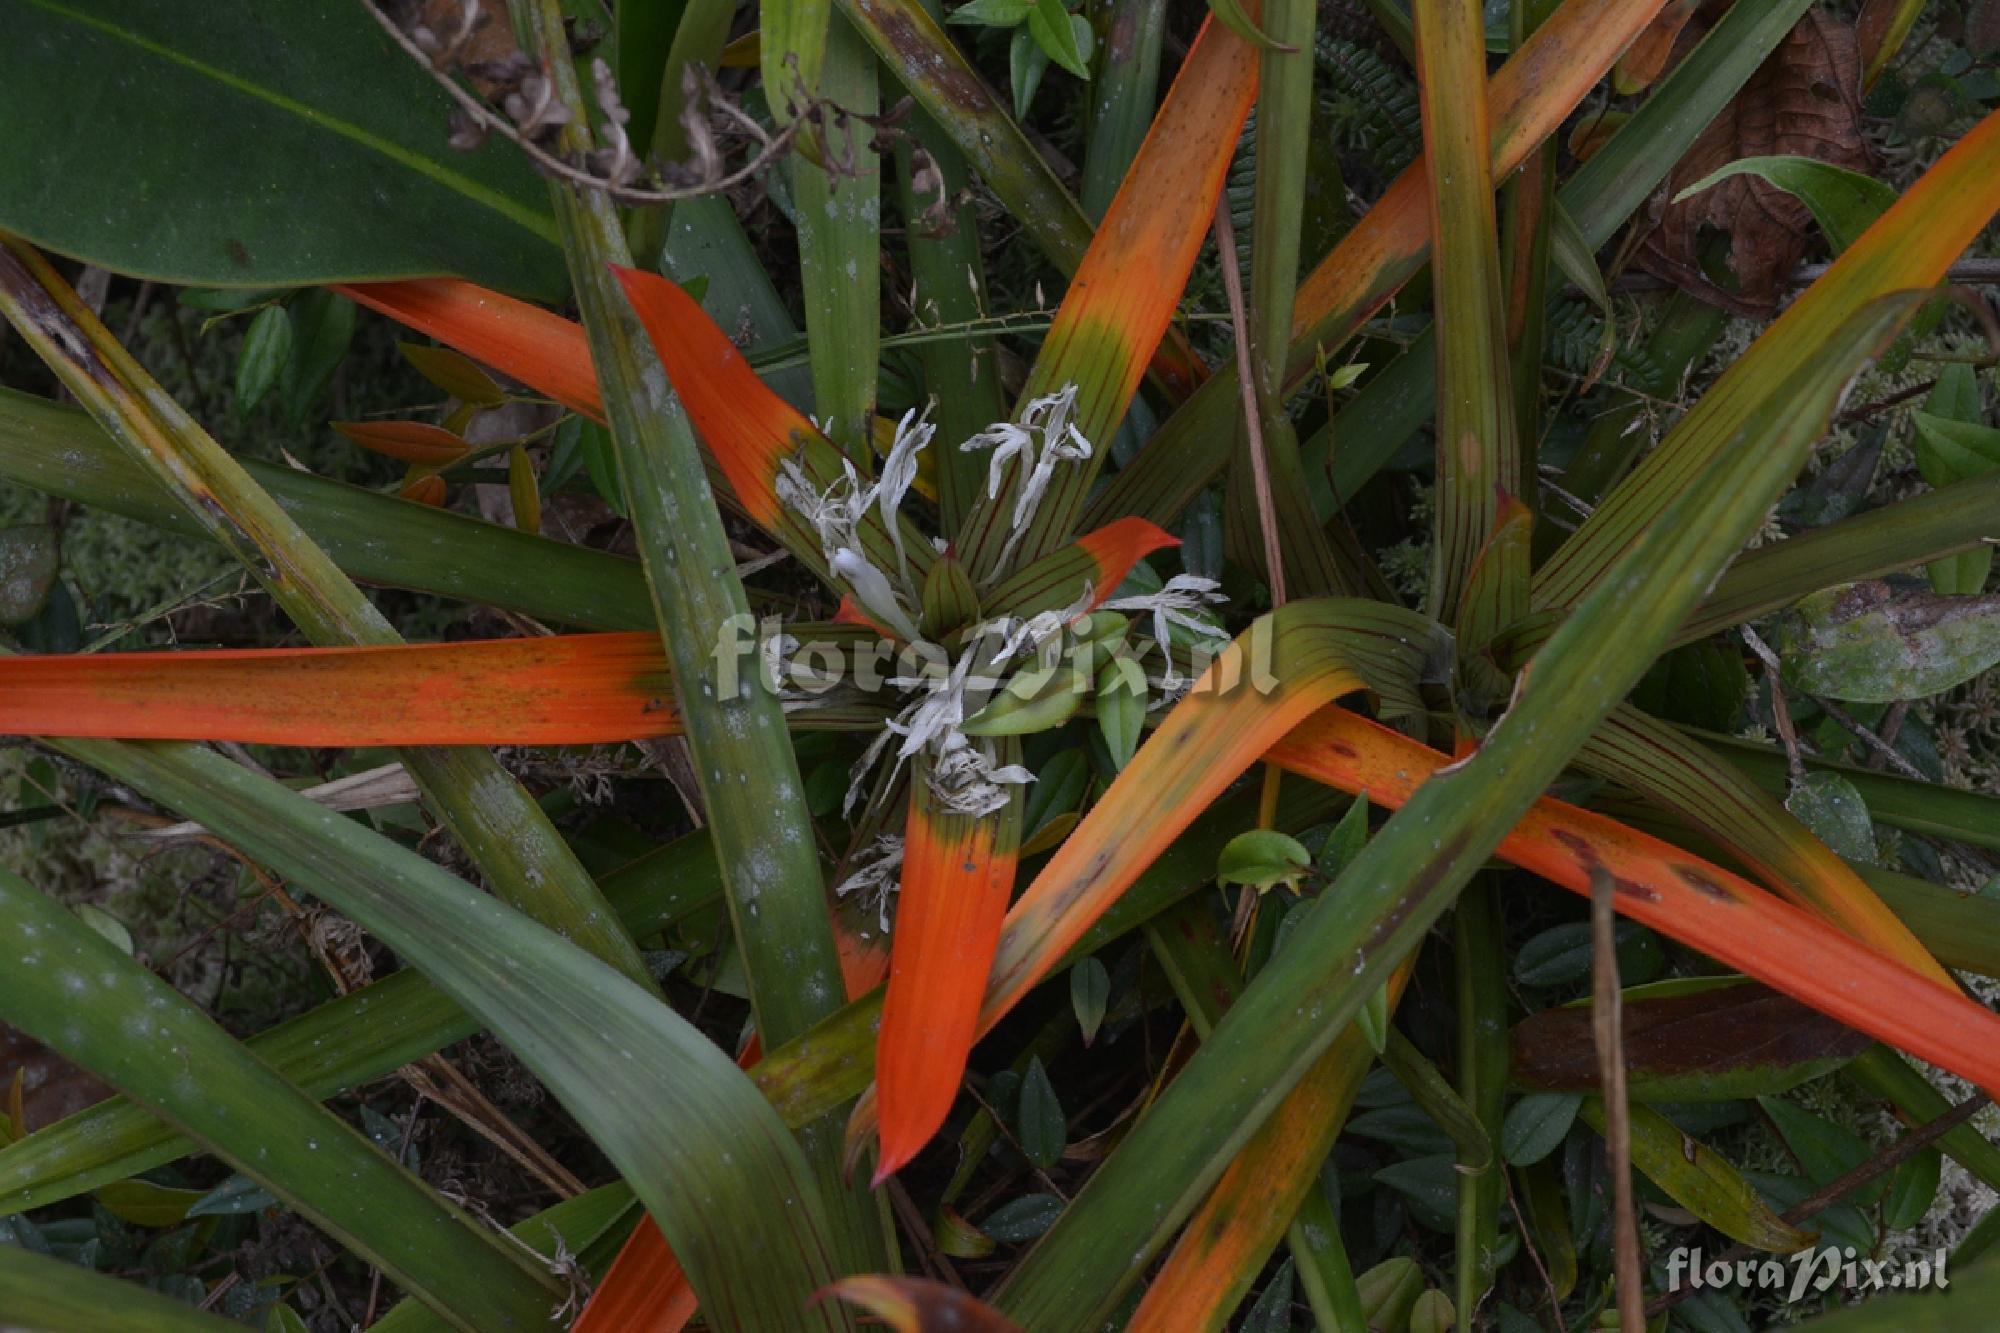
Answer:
28, 0, 559, 246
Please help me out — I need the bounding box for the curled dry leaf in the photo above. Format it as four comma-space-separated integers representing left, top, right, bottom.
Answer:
1637, 10, 1873, 315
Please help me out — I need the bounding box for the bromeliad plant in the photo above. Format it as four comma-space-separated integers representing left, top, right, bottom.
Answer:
6, 0, 2000, 1328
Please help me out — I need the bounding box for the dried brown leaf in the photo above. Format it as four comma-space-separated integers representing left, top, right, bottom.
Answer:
1637, 10, 1873, 315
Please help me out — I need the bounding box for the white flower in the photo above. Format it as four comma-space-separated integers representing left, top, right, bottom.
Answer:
834, 834, 905, 932
1102, 575, 1229, 689
962, 384, 1093, 570
876, 404, 935, 581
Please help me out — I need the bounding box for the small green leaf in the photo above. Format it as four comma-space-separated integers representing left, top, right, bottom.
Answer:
1785, 772, 1877, 865
1018, 1057, 1067, 1168
983, 1193, 1064, 1241
1094, 657, 1147, 769
1216, 829, 1313, 893
1501, 1093, 1581, 1166
1373, 1154, 1460, 1233
1912, 410, 2000, 487
1027, 0, 1092, 77
188, 1174, 279, 1217
1069, 957, 1110, 1045
1409, 1289, 1457, 1333
1316, 796, 1370, 877
235, 306, 291, 412
398, 343, 507, 406
1884, 1147, 1942, 1232
1023, 748, 1089, 837
1010, 22, 1051, 117
1674, 156, 1897, 254
1240, 1257, 1295, 1332
265, 1304, 311, 1333
0, 525, 59, 626
576, 419, 627, 517
946, 0, 1037, 24
74, 904, 132, 955
1355, 983, 1391, 1054
281, 291, 355, 426
1758, 1095, 1886, 1206
1205, 0, 1300, 51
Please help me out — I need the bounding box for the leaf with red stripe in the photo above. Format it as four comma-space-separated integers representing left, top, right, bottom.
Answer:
874, 766, 1023, 1182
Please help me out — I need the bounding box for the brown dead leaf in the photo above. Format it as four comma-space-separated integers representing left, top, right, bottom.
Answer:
1510, 982, 1872, 1100
1636, 10, 1874, 316
1, 1023, 109, 1136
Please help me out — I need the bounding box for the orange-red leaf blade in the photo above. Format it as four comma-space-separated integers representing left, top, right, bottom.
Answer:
1266, 708, 2000, 1097
333, 280, 602, 420
875, 782, 1022, 1181
610, 266, 825, 532
0, 634, 679, 746
958, 14, 1257, 574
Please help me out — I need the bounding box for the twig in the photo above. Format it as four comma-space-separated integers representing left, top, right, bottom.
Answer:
1740, 624, 1806, 786
1646, 1091, 1990, 1316
359, 0, 815, 207
1211, 196, 1287, 607
1592, 868, 1645, 1333
1504, 1174, 1569, 1333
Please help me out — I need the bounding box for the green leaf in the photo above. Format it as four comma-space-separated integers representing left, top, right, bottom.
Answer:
1580, 1099, 1813, 1252
0, 524, 59, 626
1373, 1154, 1460, 1233
1912, 410, 2000, 487
1674, 155, 1897, 255
1217, 829, 1313, 893
1785, 772, 1877, 865
0, 0, 566, 298
1500, 1093, 1581, 1166
1355, 983, 1391, 1054
1241, 1257, 1296, 1332
1206, 0, 1296, 51
1094, 658, 1147, 769
1782, 582, 2000, 703
1010, 23, 1051, 118
0, 389, 654, 631
947, 0, 1036, 24
1759, 1095, 1887, 1206
1018, 1057, 1068, 1169
0, 866, 561, 1327
186, 1174, 279, 1217
233, 305, 291, 412
1884, 1146, 1942, 1232
0, 1240, 241, 1331
397, 343, 507, 407
47, 728, 852, 1329
280, 290, 355, 426
1316, 796, 1370, 877
984, 1193, 1064, 1241
1070, 958, 1111, 1045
